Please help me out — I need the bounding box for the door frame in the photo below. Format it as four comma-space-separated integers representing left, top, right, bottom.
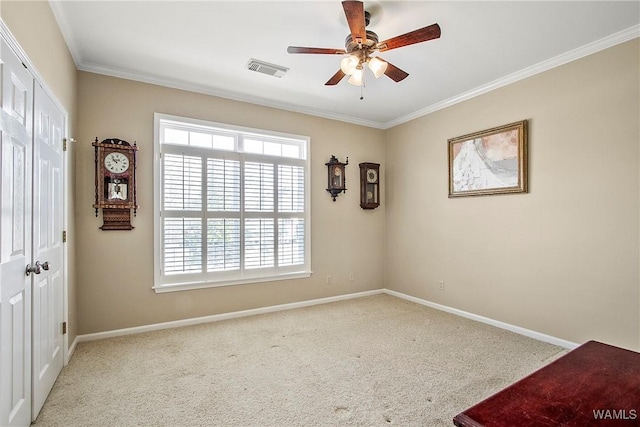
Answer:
62, 128, 70, 365
0, 17, 71, 369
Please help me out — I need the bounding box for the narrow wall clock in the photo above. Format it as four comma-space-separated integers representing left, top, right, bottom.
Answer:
326, 155, 348, 201
359, 162, 380, 209
93, 137, 138, 230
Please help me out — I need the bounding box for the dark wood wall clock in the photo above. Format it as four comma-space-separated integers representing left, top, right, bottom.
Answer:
93, 137, 138, 230
359, 162, 380, 209
326, 155, 348, 201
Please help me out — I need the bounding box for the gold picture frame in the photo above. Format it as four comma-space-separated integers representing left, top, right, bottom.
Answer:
448, 120, 528, 198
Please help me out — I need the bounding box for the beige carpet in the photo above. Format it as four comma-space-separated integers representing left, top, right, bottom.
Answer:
33, 294, 566, 426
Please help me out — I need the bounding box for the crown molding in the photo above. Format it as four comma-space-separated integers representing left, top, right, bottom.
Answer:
77, 23, 640, 131
77, 61, 386, 130
48, 0, 82, 67
382, 24, 640, 129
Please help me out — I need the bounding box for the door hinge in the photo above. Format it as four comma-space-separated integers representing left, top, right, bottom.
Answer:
62, 230, 67, 242
62, 322, 67, 335
63, 137, 76, 151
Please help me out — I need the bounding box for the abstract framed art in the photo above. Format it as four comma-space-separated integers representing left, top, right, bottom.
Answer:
448, 120, 528, 198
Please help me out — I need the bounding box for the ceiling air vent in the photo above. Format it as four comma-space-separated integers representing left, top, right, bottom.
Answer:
246, 59, 289, 78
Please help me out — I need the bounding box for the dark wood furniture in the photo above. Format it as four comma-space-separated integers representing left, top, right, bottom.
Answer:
453, 340, 640, 426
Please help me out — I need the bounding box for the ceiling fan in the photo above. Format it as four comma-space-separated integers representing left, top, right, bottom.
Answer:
287, 1, 441, 87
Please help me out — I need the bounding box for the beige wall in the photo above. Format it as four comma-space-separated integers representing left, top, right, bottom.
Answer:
75, 72, 386, 334
385, 39, 640, 351
1, 1, 79, 345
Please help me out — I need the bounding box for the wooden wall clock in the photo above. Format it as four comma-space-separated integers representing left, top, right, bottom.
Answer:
93, 137, 138, 230
359, 162, 380, 209
326, 155, 348, 201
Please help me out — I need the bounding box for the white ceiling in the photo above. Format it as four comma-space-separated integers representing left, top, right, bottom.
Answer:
50, 1, 639, 129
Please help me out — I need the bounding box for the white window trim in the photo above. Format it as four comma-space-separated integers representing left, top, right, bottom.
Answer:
153, 113, 311, 293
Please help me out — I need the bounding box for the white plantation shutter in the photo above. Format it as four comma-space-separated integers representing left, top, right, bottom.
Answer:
163, 218, 202, 274
207, 158, 240, 211
278, 218, 305, 266
207, 218, 240, 271
155, 114, 310, 291
278, 164, 305, 267
245, 162, 274, 212
162, 154, 204, 276
245, 218, 275, 268
278, 165, 305, 212
206, 158, 241, 273
164, 154, 202, 210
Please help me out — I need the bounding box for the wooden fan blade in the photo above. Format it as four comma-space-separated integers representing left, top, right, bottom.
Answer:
325, 69, 346, 86
342, 1, 366, 44
377, 23, 441, 52
287, 46, 346, 55
378, 58, 409, 82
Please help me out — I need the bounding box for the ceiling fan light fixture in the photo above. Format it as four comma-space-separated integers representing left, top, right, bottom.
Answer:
286, 1, 441, 89
347, 67, 364, 86
368, 57, 388, 78
340, 55, 359, 75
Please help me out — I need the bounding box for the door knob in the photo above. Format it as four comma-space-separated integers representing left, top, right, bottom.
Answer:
26, 261, 50, 276
26, 263, 41, 276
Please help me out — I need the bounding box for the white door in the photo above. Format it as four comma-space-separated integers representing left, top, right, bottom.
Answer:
31, 83, 64, 419
0, 39, 34, 427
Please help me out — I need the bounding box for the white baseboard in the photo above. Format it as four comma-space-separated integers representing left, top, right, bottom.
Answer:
75, 287, 577, 351
383, 289, 579, 350
76, 289, 384, 343
66, 336, 79, 365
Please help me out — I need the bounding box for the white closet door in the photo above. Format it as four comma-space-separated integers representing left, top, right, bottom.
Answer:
31, 82, 64, 419
0, 38, 34, 427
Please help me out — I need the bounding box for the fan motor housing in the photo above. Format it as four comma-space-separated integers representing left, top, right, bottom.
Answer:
344, 30, 379, 53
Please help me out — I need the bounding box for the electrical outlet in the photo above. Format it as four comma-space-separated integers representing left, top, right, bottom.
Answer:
438, 280, 444, 291
326, 275, 332, 285
349, 272, 354, 281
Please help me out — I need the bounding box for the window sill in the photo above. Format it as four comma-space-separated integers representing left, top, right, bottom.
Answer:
153, 271, 312, 293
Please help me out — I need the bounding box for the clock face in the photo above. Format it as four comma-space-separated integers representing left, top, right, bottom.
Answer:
104, 152, 130, 174
366, 168, 378, 183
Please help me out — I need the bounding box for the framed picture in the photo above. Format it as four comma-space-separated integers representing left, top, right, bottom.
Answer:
448, 120, 528, 198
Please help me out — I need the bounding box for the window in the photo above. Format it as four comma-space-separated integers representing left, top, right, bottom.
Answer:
154, 113, 310, 292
